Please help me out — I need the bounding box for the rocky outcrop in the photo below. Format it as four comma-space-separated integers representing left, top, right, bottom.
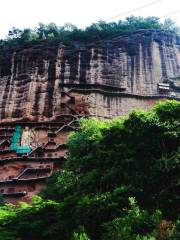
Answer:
0, 29, 180, 122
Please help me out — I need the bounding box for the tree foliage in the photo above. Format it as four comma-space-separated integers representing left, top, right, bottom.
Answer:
0, 100, 179, 239
1, 16, 180, 47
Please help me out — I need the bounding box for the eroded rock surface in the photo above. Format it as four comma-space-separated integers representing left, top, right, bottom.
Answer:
0, 29, 180, 122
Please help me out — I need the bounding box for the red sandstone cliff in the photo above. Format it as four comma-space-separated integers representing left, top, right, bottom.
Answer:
0, 29, 180, 204
0, 29, 180, 121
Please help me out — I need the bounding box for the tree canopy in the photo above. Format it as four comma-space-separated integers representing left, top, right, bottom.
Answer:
0, 100, 179, 239
1, 16, 180, 47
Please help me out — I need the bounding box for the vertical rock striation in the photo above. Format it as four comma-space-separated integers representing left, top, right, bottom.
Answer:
0, 29, 180, 121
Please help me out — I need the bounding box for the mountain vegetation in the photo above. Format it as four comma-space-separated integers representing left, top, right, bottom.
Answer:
0, 100, 179, 239
1, 16, 180, 47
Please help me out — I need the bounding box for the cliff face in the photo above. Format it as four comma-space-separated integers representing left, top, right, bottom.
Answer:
0, 29, 180, 121
1, 29, 180, 204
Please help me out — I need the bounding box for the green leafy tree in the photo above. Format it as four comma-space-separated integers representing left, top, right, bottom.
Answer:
0, 100, 179, 240
21, 28, 38, 42
7, 27, 22, 39
1, 16, 180, 47
72, 226, 90, 240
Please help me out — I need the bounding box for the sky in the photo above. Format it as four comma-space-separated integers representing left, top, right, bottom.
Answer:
0, 0, 180, 39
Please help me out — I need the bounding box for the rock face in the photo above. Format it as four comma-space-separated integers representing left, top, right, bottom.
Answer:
0, 29, 180, 122
0, 29, 180, 204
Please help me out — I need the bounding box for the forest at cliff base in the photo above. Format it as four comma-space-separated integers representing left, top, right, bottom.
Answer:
0, 100, 179, 240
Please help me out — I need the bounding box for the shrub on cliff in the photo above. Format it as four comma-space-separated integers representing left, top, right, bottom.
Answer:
1, 16, 180, 47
